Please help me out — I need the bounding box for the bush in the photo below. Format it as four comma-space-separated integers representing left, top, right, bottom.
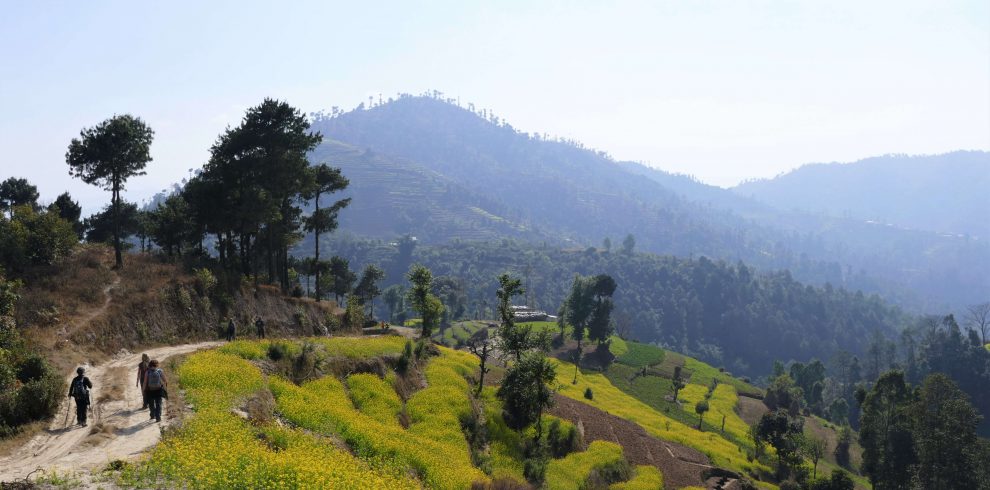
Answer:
192, 268, 217, 297
396, 341, 414, 374
12, 369, 62, 424
546, 419, 581, 458
16, 354, 48, 382
523, 454, 548, 485
584, 387, 594, 400
267, 342, 291, 362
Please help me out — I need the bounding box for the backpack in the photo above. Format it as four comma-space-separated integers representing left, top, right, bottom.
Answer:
71, 376, 89, 400
146, 369, 163, 390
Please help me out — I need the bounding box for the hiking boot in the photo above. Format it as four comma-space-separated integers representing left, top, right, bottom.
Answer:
81, 423, 87, 427
155, 417, 161, 423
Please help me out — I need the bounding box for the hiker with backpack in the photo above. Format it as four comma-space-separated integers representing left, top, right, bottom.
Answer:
136, 353, 150, 410
225, 318, 236, 341
68, 367, 93, 427
143, 359, 167, 423
255, 316, 265, 339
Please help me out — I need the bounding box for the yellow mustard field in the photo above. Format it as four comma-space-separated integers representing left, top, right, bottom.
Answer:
122, 337, 705, 489
545, 440, 625, 489
610, 465, 663, 490
122, 350, 414, 489
552, 358, 768, 476
679, 383, 754, 451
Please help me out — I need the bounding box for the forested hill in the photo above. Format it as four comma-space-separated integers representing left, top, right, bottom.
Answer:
311, 96, 989, 311
311, 235, 907, 378
733, 151, 990, 238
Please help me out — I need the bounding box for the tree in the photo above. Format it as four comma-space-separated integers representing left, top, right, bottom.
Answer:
754, 409, 804, 479
695, 399, 709, 430
833, 426, 852, 469
965, 302, 990, 345
621, 233, 635, 254
304, 164, 350, 302
496, 273, 536, 362
466, 328, 494, 395
564, 276, 594, 353
382, 285, 404, 323
406, 265, 443, 338
802, 435, 828, 479
49, 192, 83, 239
149, 194, 191, 258
354, 264, 384, 318
328, 256, 356, 304
808, 470, 854, 490
84, 201, 141, 246
587, 274, 617, 345
858, 371, 915, 490
908, 373, 983, 490
66, 114, 154, 268
497, 351, 556, 440
0, 177, 39, 215
671, 365, 686, 401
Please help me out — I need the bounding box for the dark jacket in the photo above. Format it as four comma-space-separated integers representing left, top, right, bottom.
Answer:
69, 375, 92, 401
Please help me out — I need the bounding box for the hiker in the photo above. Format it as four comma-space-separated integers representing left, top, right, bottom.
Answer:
255, 316, 265, 339
143, 359, 167, 423
225, 318, 236, 341
68, 367, 93, 427
136, 353, 150, 409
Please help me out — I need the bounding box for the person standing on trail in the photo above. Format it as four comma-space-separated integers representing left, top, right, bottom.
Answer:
255, 316, 265, 339
68, 367, 93, 427
225, 318, 236, 341
143, 359, 167, 423
136, 353, 150, 410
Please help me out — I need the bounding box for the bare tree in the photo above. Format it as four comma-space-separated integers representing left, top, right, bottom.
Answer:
965, 302, 990, 344
466, 328, 494, 395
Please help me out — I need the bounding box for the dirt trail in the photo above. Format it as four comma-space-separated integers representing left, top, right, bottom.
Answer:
0, 341, 221, 482
56, 275, 120, 345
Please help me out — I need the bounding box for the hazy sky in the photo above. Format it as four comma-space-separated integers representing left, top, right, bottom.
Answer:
2, 0, 988, 213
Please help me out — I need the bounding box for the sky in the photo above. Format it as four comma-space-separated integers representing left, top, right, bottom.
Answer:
1, 0, 988, 214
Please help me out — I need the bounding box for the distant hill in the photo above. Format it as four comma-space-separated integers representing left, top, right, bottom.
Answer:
733, 151, 990, 239
309, 96, 988, 311
308, 139, 560, 244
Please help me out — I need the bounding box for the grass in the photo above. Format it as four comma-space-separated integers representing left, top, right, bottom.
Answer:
552, 358, 769, 478
545, 440, 626, 490
615, 340, 665, 368
678, 383, 754, 451
219, 336, 407, 361
609, 465, 663, 490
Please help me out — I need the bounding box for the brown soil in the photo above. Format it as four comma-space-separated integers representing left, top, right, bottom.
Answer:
549, 394, 713, 489
735, 396, 768, 427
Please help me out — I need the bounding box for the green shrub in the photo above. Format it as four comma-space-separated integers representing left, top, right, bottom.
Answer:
546, 419, 581, 458
584, 387, 594, 400
397, 341, 414, 374
192, 268, 217, 297
267, 342, 291, 362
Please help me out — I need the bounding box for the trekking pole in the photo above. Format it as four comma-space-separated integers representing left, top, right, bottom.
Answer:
62, 398, 71, 428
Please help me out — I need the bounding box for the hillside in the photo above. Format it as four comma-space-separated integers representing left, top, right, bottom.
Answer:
305, 236, 906, 379
311, 96, 989, 311
308, 139, 560, 244
15, 333, 863, 489
733, 151, 990, 239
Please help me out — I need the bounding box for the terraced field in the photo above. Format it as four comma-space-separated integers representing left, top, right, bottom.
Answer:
109, 335, 864, 489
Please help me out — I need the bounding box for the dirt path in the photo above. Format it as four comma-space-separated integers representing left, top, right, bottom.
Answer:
0, 341, 221, 482
56, 275, 120, 345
